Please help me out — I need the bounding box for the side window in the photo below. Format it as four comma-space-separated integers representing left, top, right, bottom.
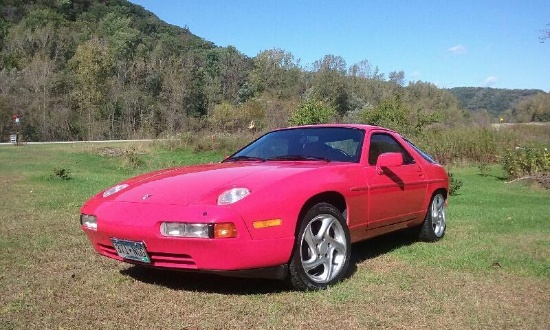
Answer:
368, 133, 415, 165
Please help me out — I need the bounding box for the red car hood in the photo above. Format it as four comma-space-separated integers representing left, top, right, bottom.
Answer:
107, 161, 333, 206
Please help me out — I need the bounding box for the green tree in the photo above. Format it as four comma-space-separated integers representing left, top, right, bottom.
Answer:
311, 55, 350, 115
22, 55, 55, 140
405, 81, 465, 127
288, 100, 337, 126
359, 94, 439, 137
220, 46, 250, 101
71, 37, 114, 140
99, 13, 140, 61
388, 70, 405, 86
208, 99, 265, 132
250, 48, 302, 98
512, 93, 550, 122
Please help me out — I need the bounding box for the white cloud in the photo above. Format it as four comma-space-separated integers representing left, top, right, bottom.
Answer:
483, 76, 498, 87
448, 45, 467, 54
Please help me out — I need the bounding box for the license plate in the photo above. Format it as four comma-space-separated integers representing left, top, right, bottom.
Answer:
111, 238, 151, 263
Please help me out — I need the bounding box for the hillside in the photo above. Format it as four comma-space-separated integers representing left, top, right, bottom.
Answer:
448, 87, 545, 118
0, 0, 548, 142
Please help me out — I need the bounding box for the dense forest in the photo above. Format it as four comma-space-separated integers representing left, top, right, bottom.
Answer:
1, 0, 549, 142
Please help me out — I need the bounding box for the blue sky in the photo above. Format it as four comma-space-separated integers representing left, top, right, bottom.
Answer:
129, 1, 550, 91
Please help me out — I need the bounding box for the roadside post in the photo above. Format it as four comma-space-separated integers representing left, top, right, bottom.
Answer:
12, 114, 21, 146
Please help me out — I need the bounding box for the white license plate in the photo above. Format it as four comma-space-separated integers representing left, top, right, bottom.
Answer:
111, 238, 150, 263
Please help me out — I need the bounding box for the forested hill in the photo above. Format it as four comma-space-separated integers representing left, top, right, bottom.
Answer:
1, 0, 549, 142
448, 87, 545, 118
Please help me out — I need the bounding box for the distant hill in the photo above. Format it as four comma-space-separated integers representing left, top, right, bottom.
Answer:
447, 87, 545, 118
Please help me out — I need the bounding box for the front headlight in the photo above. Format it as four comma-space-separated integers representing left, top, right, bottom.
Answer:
102, 184, 129, 198
160, 222, 237, 239
161, 222, 211, 238
80, 214, 97, 230
217, 188, 250, 205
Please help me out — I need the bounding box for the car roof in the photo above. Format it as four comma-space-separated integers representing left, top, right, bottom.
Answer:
282, 123, 395, 134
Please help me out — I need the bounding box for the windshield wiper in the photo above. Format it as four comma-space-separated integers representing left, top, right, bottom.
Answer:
223, 155, 265, 162
267, 155, 330, 162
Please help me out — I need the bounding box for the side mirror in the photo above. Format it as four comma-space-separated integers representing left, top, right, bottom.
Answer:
376, 152, 403, 175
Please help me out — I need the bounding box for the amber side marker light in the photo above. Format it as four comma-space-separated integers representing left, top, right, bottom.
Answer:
253, 219, 282, 229
214, 223, 238, 238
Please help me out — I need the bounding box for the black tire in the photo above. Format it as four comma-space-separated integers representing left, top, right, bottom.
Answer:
418, 192, 447, 242
288, 203, 351, 290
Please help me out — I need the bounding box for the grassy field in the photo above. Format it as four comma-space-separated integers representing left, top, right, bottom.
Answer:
0, 143, 548, 329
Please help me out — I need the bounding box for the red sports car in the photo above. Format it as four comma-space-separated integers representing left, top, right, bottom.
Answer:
80, 124, 448, 290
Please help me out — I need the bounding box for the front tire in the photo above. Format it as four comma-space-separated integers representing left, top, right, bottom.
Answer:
288, 203, 351, 290
418, 192, 447, 242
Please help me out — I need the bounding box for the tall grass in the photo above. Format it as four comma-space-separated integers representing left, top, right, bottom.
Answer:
156, 130, 258, 156
414, 123, 550, 165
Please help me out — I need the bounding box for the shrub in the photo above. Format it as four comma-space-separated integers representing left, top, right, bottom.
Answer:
288, 100, 336, 126
448, 171, 463, 196
501, 147, 550, 179
359, 94, 439, 138
208, 100, 266, 132
53, 167, 71, 180
120, 148, 145, 170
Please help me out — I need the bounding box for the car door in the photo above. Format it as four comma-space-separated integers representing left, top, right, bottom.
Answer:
365, 132, 428, 228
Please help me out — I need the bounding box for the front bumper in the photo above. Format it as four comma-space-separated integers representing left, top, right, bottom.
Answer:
81, 201, 295, 275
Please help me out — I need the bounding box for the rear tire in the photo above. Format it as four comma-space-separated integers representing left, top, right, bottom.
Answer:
288, 203, 351, 290
418, 192, 447, 242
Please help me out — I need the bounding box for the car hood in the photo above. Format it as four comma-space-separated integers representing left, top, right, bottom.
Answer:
105, 161, 336, 206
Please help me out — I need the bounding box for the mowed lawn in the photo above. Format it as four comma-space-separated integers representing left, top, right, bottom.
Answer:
1, 143, 548, 329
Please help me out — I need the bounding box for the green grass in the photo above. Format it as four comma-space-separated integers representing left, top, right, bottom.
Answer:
392, 166, 550, 277
0, 143, 548, 329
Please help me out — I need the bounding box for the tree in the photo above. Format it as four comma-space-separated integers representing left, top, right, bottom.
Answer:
405, 81, 465, 126
71, 37, 114, 140
219, 46, 250, 101
348, 60, 383, 80
99, 13, 140, 62
310, 55, 351, 115
288, 100, 337, 126
359, 93, 439, 137
511, 93, 550, 122
388, 70, 405, 86
250, 48, 302, 98
347, 59, 386, 111
22, 55, 55, 140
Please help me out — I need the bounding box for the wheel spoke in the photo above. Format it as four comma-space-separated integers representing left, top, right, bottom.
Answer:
303, 226, 318, 249
302, 255, 325, 272
326, 236, 346, 255
324, 253, 334, 281
317, 216, 335, 240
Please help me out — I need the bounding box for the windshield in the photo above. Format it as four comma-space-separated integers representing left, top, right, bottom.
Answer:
224, 127, 364, 163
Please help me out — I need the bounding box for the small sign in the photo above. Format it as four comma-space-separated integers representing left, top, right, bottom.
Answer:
10, 134, 17, 144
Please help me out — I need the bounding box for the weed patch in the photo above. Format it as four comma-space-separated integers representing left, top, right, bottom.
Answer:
53, 167, 71, 180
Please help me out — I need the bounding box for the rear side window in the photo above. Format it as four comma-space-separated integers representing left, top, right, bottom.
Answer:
405, 139, 437, 164
368, 133, 415, 165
